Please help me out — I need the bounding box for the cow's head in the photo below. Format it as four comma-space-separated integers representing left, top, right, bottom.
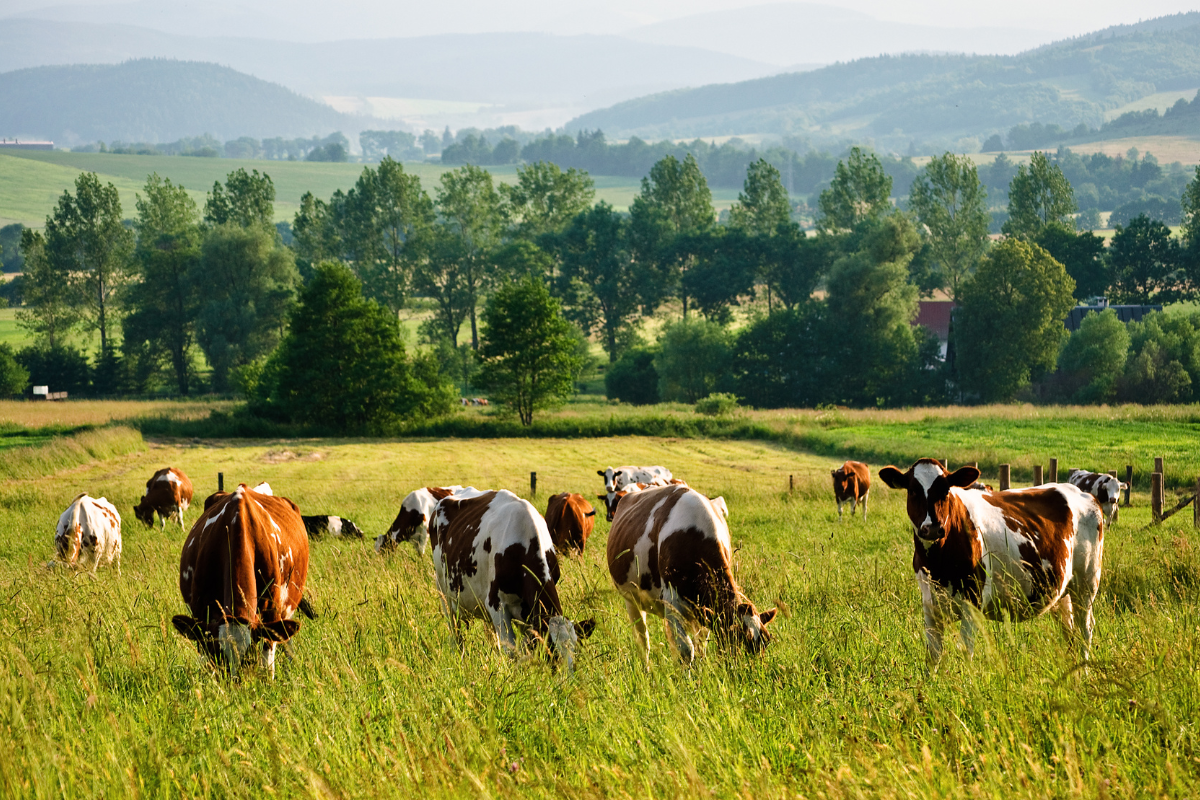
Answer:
879, 459, 980, 541
597, 482, 649, 522
717, 600, 776, 654
377, 496, 430, 555
133, 498, 156, 528
546, 616, 596, 674
335, 517, 365, 538
173, 614, 300, 676
597, 468, 624, 494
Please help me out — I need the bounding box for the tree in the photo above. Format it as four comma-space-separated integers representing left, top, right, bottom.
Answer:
204, 168, 275, 229
729, 159, 791, 236
1183, 165, 1200, 250
817, 147, 892, 232
1002, 152, 1076, 239
556, 202, 649, 362
605, 347, 660, 405
731, 304, 828, 408
38, 173, 134, 355
908, 153, 990, 300
679, 227, 757, 324
763, 227, 831, 311
412, 226, 472, 350
476, 276, 583, 425
255, 262, 452, 430
1033, 223, 1108, 301
1108, 215, 1182, 304
436, 166, 504, 349
0, 343, 29, 396
123, 174, 202, 394
501, 161, 595, 241
955, 239, 1077, 402
654, 318, 732, 403
16, 229, 77, 349
193, 223, 300, 392
1056, 309, 1130, 403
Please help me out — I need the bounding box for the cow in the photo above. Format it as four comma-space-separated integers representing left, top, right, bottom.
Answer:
429, 489, 593, 672
133, 467, 194, 531
54, 493, 122, 574
172, 483, 309, 679
544, 492, 597, 554
376, 485, 474, 555
607, 484, 775, 666
598, 477, 687, 522
1067, 470, 1127, 526
301, 515, 365, 540
597, 465, 673, 494
831, 460, 870, 521
878, 459, 1105, 669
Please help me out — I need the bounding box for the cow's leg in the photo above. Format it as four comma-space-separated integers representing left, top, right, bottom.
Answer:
916, 570, 945, 669
439, 594, 466, 648
624, 598, 650, 665
836, 499, 844, 522
414, 529, 429, 557
1055, 593, 1076, 642
861, 492, 868, 520
263, 641, 278, 679
489, 603, 518, 656
956, 598, 979, 658
662, 587, 696, 665
850, 497, 858, 518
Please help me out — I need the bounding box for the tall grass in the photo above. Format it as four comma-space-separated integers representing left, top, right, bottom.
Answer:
2, 436, 1199, 796
0, 425, 144, 481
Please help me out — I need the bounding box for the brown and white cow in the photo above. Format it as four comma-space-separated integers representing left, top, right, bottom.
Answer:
1067, 470, 1127, 526
544, 492, 596, 554
879, 459, 1105, 668
302, 515, 365, 540
133, 467, 193, 531
598, 477, 687, 522
172, 483, 309, 679
429, 488, 593, 671
607, 484, 775, 666
54, 493, 122, 574
376, 485, 472, 555
831, 460, 870, 521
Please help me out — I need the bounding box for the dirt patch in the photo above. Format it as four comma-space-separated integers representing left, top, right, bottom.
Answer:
261, 449, 325, 464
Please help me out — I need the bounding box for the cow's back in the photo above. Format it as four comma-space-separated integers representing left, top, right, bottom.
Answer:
545, 492, 595, 552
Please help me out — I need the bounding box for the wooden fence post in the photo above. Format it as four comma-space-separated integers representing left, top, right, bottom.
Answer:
1049, 458, 1058, 484
789, 474, 794, 493
1124, 465, 1133, 506
1152, 472, 1164, 522
530, 472, 537, 496
999, 465, 1011, 491
1033, 465, 1043, 486
1155, 457, 1165, 486
218, 472, 224, 492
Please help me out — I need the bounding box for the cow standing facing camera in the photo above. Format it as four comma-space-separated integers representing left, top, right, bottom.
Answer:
831, 460, 870, 521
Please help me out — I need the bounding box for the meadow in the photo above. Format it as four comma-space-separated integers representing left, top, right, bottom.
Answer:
2, 405, 1200, 797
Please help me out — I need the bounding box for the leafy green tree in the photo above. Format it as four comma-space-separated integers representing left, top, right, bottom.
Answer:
37, 173, 134, 355
908, 153, 990, 300
16, 229, 77, 349
501, 161, 595, 241
476, 276, 583, 425
729, 159, 791, 235
193, 223, 300, 392
1182, 165, 1200, 288
255, 262, 452, 430
1002, 152, 1076, 239
654, 317, 731, 403
123, 174, 202, 394
1116, 307, 1200, 404
731, 304, 828, 408
436, 166, 504, 349
204, 168, 275, 229
955, 238, 1077, 402
412, 226, 471, 349
679, 227, 757, 325
0, 343, 29, 396
1056, 309, 1130, 403
817, 147, 892, 232
556, 202, 649, 362
605, 346, 660, 405
15, 345, 91, 395
1033, 223, 1108, 301
763, 227, 832, 311
1108, 214, 1184, 304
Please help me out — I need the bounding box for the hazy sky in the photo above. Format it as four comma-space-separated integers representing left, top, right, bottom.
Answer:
4, 0, 1199, 40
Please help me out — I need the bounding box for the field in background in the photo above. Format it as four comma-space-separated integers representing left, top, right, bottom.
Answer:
1, 429, 1198, 796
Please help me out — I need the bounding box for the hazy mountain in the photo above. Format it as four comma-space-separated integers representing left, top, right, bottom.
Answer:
0, 60, 363, 145
568, 12, 1200, 149
621, 3, 1058, 66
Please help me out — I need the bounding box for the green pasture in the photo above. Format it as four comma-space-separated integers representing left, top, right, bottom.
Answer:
2, 420, 1200, 797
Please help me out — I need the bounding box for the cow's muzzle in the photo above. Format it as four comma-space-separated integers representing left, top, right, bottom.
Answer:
917, 523, 942, 542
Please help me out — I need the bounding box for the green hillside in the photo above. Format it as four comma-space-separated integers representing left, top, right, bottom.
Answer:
568, 12, 1200, 150
0, 59, 358, 145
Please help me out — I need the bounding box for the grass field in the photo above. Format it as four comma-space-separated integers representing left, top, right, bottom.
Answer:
2, 407, 1200, 796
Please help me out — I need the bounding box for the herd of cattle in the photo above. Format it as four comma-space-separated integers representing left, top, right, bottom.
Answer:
49, 458, 1129, 676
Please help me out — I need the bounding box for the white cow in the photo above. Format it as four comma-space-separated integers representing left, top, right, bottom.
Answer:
54, 493, 122, 574
376, 485, 475, 555
1067, 470, 1128, 526
596, 465, 673, 494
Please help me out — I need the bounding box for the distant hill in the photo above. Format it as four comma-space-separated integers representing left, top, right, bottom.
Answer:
567, 12, 1200, 150
0, 59, 361, 145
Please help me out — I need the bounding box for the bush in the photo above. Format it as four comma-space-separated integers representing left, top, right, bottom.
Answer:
654, 318, 732, 403
16, 345, 91, 396
0, 343, 29, 396
1056, 309, 1130, 403
695, 392, 739, 416
605, 347, 660, 405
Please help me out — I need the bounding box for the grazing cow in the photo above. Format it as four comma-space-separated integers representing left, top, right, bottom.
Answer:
544, 492, 597, 554
301, 515, 365, 540
597, 477, 687, 522
172, 483, 309, 679
831, 460, 870, 521
607, 484, 775, 666
596, 465, 673, 494
1067, 470, 1127, 526
376, 485, 474, 555
54, 493, 122, 574
878, 459, 1105, 668
133, 467, 194, 531
429, 489, 593, 671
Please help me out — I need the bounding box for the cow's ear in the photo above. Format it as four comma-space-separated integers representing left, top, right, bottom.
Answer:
596, 470, 605, 477
574, 618, 596, 640
257, 619, 301, 642
878, 467, 910, 490
597, 494, 607, 501
584, 509, 596, 517
947, 466, 981, 488
759, 608, 777, 626
172, 615, 205, 642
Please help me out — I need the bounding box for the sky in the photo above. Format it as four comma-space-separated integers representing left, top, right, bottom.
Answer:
4, 0, 1199, 42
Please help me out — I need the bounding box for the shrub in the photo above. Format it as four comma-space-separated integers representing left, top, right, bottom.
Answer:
695, 392, 739, 416
0, 343, 29, 396
655, 318, 732, 403
16, 345, 91, 396
605, 347, 660, 405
